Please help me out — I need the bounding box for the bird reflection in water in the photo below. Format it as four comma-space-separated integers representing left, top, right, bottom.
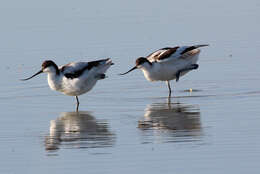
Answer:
45, 111, 115, 151
138, 98, 202, 143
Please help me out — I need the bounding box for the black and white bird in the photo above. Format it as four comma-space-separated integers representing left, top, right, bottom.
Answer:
21, 58, 113, 111
120, 45, 208, 96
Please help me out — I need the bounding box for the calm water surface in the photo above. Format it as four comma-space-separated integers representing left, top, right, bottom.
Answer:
0, 0, 260, 173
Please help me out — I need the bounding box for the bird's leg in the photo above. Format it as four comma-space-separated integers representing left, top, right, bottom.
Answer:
167, 95, 171, 107
76, 96, 79, 112
166, 81, 172, 97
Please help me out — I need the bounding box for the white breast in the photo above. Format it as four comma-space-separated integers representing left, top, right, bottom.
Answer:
47, 73, 62, 91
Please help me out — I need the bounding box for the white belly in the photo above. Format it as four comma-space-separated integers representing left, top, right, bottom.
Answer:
47, 74, 98, 96
61, 77, 98, 96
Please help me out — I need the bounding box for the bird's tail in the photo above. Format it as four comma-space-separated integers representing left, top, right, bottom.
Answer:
96, 58, 114, 75
105, 58, 114, 66
180, 44, 209, 59
193, 44, 209, 48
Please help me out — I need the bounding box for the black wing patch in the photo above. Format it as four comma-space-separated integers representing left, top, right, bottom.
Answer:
160, 47, 173, 50
157, 46, 179, 60
180, 45, 209, 55
180, 46, 197, 55
64, 73, 78, 79
63, 59, 108, 79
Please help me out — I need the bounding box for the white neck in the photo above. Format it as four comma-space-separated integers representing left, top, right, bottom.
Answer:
47, 72, 62, 91
140, 62, 159, 81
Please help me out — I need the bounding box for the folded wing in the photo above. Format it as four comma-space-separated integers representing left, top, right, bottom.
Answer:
60, 58, 112, 79
147, 45, 208, 62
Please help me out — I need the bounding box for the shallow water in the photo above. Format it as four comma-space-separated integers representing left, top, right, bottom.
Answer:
1, 0, 260, 173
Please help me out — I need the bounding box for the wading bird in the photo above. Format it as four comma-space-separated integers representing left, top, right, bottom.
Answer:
21, 58, 113, 111
120, 45, 208, 96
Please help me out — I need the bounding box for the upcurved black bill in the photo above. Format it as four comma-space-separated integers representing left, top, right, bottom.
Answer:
119, 66, 137, 75
20, 70, 43, 81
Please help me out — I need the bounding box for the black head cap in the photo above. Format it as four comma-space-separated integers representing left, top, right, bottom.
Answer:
20, 60, 59, 81
119, 57, 151, 75
42, 60, 56, 69
41, 60, 59, 74
135, 57, 151, 66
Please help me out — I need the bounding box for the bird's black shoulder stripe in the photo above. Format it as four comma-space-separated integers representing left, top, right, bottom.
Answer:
64, 73, 78, 79
64, 59, 108, 79
157, 46, 179, 60
160, 47, 172, 50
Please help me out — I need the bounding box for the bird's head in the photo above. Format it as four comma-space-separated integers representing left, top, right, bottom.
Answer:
41, 60, 59, 73
120, 57, 152, 75
21, 60, 59, 81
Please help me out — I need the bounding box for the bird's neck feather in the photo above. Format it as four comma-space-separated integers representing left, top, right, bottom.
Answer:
47, 72, 62, 91
141, 62, 157, 72
140, 63, 159, 81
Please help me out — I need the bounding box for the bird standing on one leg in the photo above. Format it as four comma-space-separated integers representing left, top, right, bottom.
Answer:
166, 81, 171, 97
120, 44, 208, 96
21, 58, 113, 111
